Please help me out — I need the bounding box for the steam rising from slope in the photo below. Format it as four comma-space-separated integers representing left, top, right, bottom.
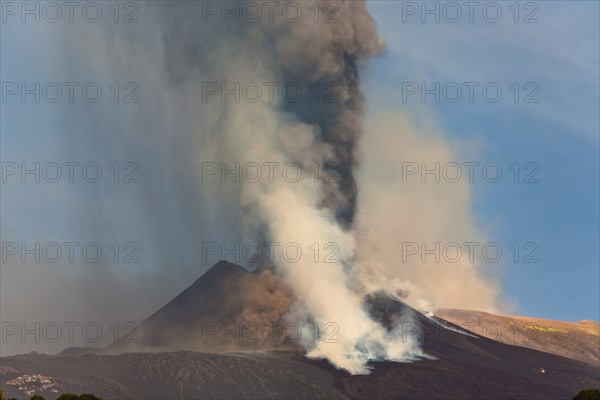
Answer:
153, 0, 424, 372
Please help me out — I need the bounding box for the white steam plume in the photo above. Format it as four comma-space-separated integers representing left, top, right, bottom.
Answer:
150, 0, 423, 372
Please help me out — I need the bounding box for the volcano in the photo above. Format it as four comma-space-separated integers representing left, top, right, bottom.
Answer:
108, 261, 295, 353
1, 261, 598, 399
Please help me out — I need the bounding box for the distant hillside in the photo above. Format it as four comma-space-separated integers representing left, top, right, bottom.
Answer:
436, 308, 600, 366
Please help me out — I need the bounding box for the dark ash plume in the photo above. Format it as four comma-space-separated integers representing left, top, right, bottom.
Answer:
157, 0, 383, 227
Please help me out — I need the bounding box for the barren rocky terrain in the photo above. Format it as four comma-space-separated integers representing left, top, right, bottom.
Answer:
2, 262, 598, 399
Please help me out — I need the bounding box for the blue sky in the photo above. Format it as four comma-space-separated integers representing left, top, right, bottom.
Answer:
365, 0, 599, 321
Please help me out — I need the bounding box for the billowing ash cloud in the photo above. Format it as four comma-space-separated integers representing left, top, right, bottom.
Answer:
158, 0, 383, 227
147, 0, 423, 372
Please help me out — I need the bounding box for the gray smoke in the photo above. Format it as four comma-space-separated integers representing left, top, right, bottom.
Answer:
145, 0, 421, 373
158, 0, 383, 227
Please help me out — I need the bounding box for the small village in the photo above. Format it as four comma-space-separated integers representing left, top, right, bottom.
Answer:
6, 374, 59, 397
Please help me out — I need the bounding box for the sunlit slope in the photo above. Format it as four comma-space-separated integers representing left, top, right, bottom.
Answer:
436, 309, 599, 366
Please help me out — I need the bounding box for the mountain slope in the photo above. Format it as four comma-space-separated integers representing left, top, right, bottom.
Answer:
2, 261, 598, 399
108, 261, 294, 353
436, 308, 600, 366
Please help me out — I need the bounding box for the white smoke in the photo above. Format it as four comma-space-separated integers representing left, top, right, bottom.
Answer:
355, 111, 502, 314
176, 53, 424, 374
139, 1, 425, 373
